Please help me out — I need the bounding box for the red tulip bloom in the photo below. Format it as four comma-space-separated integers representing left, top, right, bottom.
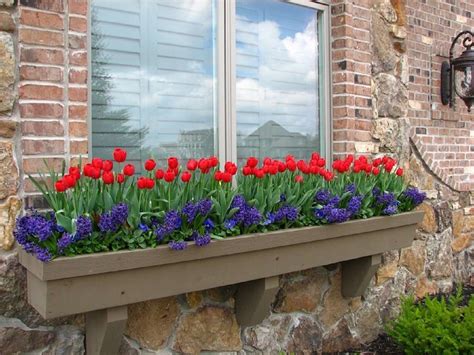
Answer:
225, 162, 238, 175
187, 159, 198, 171
254, 169, 265, 179
242, 166, 252, 176
277, 161, 286, 172
317, 158, 326, 167
268, 165, 278, 175
311, 152, 320, 161
164, 170, 175, 182
55, 179, 67, 192
146, 178, 155, 189
181, 171, 192, 182
144, 159, 156, 171
295, 175, 304, 183
198, 158, 209, 172
63, 174, 76, 188
168, 157, 179, 170
214, 170, 223, 181
285, 154, 295, 162
116, 173, 125, 184
102, 171, 114, 184
286, 160, 297, 171
103, 160, 113, 172
247, 157, 258, 168
396, 168, 403, 176
372, 167, 380, 175
222, 172, 232, 183
155, 169, 165, 180
137, 177, 147, 189
91, 167, 101, 179
83, 163, 93, 177
92, 157, 103, 169
323, 171, 334, 181
113, 148, 127, 163
69, 166, 81, 180
123, 164, 135, 176
208, 156, 219, 167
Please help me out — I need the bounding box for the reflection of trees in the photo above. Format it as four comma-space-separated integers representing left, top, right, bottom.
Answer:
90, 8, 148, 169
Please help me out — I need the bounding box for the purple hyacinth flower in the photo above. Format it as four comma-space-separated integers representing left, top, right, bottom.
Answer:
168, 240, 187, 250
194, 232, 211, 247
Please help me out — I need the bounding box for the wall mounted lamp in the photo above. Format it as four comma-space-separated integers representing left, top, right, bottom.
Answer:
441, 30, 474, 112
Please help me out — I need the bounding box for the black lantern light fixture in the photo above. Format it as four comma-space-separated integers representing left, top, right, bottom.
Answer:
441, 30, 474, 112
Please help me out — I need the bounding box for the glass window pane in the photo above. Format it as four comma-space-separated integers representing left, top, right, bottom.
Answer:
91, 0, 218, 171
236, 0, 321, 161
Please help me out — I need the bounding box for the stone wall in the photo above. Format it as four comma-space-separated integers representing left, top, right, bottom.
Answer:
0, 0, 472, 353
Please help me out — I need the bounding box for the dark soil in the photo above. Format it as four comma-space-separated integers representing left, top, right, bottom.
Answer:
345, 284, 473, 354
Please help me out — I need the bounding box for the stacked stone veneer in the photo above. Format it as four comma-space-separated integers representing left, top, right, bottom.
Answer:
0, 0, 472, 353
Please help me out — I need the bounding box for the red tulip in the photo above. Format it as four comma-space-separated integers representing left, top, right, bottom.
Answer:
324, 171, 334, 181
222, 172, 232, 183
116, 173, 125, 184
146, 178, 155, 189
214, 170, 223, 181
208, 156, 219, 167
181, 171, 192, 182
225, 162, 237, 175
91, 167, 101, 179
102, 160, 113, 172
123, 164, 135, 176
247, 157, 258, 168
102, 171, 114, 184
198, 158, 209, 172
242, 166, 252, 176
317, 158, 326, 167
83, 163, 93, 177
311, 152, 320, 161
277, 162, 286, 172
168, 157, 179, 170
113, 148, 127, 163
268, 165, 278, 175
285, 154, 295, 162
396, 168, 403, 176
286, 160, 297, 171
254, 169, 265, 179
137, 177, 147, 189
155, 169, 165, 180
55, 179, 67, 192
295, 175, 304, 183
69, 166, 81, 180
164, 170, 175, 182
144, 159, 156, 171
187, 159, 198, 171
92, 157, 103, 169
63, 174, 76, 188
372, 167, 380, 175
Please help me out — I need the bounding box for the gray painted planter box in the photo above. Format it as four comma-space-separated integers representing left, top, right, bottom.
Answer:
19, 211, 423, 354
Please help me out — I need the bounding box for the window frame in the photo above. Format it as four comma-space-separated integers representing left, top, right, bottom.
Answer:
87, 0, 332, 165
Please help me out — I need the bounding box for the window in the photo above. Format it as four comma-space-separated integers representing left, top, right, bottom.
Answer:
89, 0, 330, 170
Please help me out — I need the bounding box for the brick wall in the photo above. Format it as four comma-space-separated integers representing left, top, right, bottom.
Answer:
18, 0, 88, 209
406, 0, 474, 192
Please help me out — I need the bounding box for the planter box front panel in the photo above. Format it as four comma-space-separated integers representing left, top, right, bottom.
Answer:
20, 211, 423, 319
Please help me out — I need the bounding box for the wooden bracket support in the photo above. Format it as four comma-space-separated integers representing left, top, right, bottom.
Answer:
86, 306, 128, 355
341, 254, 382, 298
235, 276, 279, 327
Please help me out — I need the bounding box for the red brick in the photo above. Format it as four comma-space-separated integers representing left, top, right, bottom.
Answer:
20, 103, 64, 118
69, 16, 87, 32
69, 34, 87, 49
22, 139, 64, 155
19, 84, 63, 100
20, 65, 63, 82
68, 105, 87, 119
23, 157, 65, 174
68, 69, 87, 84
21, 47, 64, 65
69, 50, 87, 66
70, 140, 88, 154
69, 87, 87, 102
21, 121, 64, 136
20, 8, 64, 30
69, 121, 88, 137
70, 0, 87, 15
19, 28, 64, 47
19, 0, 65, 12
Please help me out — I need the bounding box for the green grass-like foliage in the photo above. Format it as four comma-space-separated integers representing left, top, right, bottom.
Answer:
387, 288, 474, 354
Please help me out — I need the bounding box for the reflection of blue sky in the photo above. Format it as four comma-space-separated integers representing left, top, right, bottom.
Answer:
91, 0, 319, 161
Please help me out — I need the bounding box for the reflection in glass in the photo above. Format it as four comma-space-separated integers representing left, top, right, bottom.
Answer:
91, 0, 218, 171
236, 0, 320, 162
